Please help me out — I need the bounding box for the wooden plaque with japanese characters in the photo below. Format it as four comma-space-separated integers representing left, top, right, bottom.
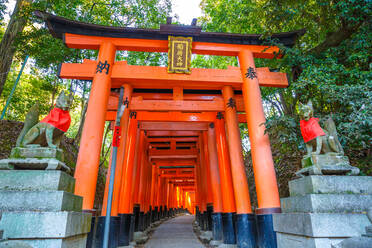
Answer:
168, 36, 192, 74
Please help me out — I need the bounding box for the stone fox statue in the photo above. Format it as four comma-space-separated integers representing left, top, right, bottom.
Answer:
299, 101, 344, 155
17, 91, 72, 149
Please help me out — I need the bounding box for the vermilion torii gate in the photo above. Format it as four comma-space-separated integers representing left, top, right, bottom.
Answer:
36, 11, 303, 248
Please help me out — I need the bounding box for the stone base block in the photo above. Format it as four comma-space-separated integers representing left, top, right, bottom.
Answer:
7, 234, 88, 248
10, 147, 64, 161
0, 158, 70, 173
301, 154, 350, 168
281, 194, 372, 213
0, 170, 75, 193
273, 213, 369, 237
289, 176, 372, 196
0, 191, 82, 211
0, 211, 91, 238
332, 236, 372, 248
276, 232, 344, 248
133, 231, 148, 244
217, 244, 237, 248
296, 164, 359, 178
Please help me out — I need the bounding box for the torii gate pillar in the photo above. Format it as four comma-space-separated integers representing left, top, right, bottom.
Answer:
74, 42, 116, 210
239, 49, 281, 247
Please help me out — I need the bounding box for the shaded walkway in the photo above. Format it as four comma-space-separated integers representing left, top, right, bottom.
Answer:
145, 215, 204, 248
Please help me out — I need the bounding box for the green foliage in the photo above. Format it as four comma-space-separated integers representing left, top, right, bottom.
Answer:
0, 0, 7, 20
200, 0, 372, 184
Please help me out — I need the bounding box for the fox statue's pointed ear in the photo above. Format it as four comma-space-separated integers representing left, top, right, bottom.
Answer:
307, 100, 313, 108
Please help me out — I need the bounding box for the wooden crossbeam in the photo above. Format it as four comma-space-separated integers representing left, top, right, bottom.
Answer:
148, 137, 198, 143
153, 159, 195, 166
108, 96, 243, 112
140, 122, 208, 131
149, 148, 197, 157
59, 60, 288, 89
106, 111, 247, 123
63, 33, 281, 58
147, 130, 200, 137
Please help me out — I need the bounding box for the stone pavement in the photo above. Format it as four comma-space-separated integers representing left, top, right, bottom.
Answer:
145, 215, 204, 248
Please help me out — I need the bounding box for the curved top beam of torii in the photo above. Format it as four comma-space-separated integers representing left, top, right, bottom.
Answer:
34, 10, 304, 54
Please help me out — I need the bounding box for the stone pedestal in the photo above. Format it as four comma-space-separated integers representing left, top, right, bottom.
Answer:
0, 170, 91, 248
0, 147, 71, 173
273, 175, 372, 248
297, 154, 359, 177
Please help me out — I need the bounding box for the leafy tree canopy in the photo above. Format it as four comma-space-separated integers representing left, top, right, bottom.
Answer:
198, 0, 371, 177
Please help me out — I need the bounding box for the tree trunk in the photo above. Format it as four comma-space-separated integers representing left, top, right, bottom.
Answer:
73, 101, 88, 148
0, 0, 30, 97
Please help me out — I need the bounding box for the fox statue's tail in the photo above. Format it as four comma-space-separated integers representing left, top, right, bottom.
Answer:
325, 117, 344, 154
16, 102, 40, 147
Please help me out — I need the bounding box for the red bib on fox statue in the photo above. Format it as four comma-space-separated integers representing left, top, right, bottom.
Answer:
40, 107, 71, 132
300, 117, 325, 143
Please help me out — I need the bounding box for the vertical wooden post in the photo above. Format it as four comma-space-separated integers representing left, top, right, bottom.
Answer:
133, 130, 145, 207
207, 124, 223, 213
138, 133, 148, 212
239, 49, 280, 248
238, 50, 280, 211
202, 131, 213, 205
207, 123, 224, 241
222, 86, 253, 214
74, 42, 116, 210
215, 117, 237, 244
129, 128, 141, 212
214, 118, 236, 213
150, 164, 157, 209
101, 84, 132, 216
118, 117, 138, 214
223, 85, 256, 247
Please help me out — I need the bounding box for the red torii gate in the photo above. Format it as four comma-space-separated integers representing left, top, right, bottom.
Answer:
36, 11, 303, 248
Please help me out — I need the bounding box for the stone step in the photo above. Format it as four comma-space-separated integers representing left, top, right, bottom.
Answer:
273, 213, 370, 238
0, 211, 91, 239
7, 234, 88, 248
0, 191, 82, 212
281, 194, 372, 213
289, 176, 372, 196
0, 170, 75, 193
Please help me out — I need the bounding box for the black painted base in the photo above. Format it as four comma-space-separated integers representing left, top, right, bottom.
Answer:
133, 205, 140, 232
195, 206, 200, 224
138, 211, 145, 231
256, 214, 277, 248
235, 214, 256, 248
203, 211, 208, 231
212, 212, 223, 241
164, 205, 168, 218
222, 212, 236, 244
86, 216, 95, 248
94, 216, 120, 248
207, 205, 213, 231
118, 214, 132, 246
159, 206, 163, 219
129, 213, 135, 242
154, 206, 159, 221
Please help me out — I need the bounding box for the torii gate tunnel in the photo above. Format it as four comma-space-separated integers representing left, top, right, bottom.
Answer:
37, 11, 303, 248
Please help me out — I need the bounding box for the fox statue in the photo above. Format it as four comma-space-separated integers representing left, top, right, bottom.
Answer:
299, 100, 344, 156
17, 91, 72, 149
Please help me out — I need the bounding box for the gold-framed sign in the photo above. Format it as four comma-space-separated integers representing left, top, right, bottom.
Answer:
167, 36, 192, 74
